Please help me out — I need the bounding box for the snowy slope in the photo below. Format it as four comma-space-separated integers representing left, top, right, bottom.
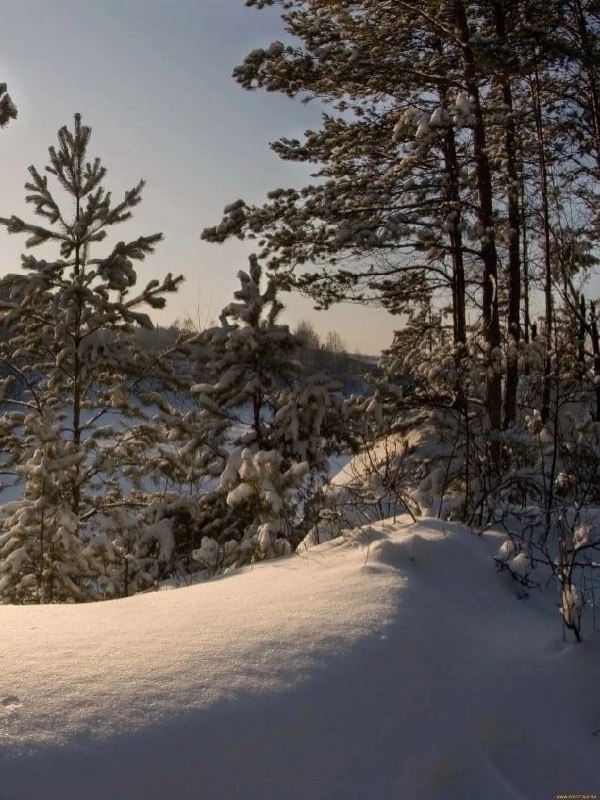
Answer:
1, 518, 598, 800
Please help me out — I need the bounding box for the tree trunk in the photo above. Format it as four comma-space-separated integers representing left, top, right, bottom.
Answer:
589, 300, 600, 421
531, 62, 554, 425
521, 174, 531, 346
493, 1, 521, 428
453, 1, 502, 454
571, 0, 600, 172
71, 192, 83, 518
437, 88, 467, 351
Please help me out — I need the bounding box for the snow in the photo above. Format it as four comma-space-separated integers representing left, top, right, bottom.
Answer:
226, 481, 255, 506
455, 91, 473, 116
0, 517, 598, 799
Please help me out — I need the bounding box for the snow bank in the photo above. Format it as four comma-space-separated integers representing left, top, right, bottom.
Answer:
300, 426, 452, 547
0, 518, 598, 799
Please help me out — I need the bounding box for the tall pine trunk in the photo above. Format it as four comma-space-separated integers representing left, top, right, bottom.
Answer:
571, 0, 600, 172
531, 62, 554, 424
493, 1, 521, 429
434, 42, 467, 354
454, 1, 502, 455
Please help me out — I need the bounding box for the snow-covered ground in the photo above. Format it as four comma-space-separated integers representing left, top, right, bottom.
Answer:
1, 516, 597, 799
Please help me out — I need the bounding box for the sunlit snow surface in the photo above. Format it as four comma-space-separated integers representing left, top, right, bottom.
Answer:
1, 519, 598, 799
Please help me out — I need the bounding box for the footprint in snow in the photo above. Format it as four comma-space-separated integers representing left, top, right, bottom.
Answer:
0, 696, 22, 715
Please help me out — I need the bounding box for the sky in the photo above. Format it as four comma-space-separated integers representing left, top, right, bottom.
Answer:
0, 0, 400, 354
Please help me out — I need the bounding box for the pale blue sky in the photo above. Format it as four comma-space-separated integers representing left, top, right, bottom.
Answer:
0, 0, 399, 353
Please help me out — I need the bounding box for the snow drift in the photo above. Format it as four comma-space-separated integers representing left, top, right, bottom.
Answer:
0, 518, 598, 799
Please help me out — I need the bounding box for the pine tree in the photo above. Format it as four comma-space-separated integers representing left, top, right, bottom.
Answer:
192, 254, 300, 448
0, 114, 184, 602
0, 413, 90, 603
189, 255, 352, 567
202, 0, 600, 446
200, 1, 508, 437
199, 0, 600, 637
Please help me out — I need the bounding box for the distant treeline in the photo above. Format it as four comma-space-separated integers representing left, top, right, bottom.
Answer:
134, 323, 377, 388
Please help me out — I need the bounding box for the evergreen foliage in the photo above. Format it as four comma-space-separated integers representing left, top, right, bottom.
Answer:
187, 255, 353, 568
0, 114, 184, 602
203, 0, 600, 434
0, 4, 598, 645
202, 1, 600, 638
